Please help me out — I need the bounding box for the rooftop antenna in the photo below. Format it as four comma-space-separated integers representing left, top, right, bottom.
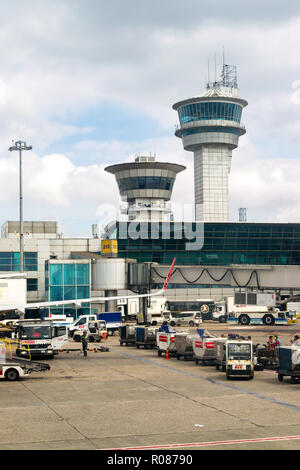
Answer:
207, 57, 210, 85
214, 52, 217, 83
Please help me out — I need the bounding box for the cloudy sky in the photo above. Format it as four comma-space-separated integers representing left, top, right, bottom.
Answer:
1, 0, 300, 236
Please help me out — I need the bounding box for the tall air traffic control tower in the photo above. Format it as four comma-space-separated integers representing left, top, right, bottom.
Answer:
173, 64, 247, 222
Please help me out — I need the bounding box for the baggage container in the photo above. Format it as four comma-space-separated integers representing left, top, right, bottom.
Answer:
277, 346, 300, 383
119, 325, 137, 346
136, 326, 157, 349
156, 325, 176, 357
175, 331, 199, 361
214, 338, 228, 371
193, 332, 221, 366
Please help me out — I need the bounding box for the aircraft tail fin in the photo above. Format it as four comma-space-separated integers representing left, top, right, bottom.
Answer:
162, 258, 176, 291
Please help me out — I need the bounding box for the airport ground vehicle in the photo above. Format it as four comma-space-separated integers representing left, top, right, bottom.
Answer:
225, 340, 254, 379
146, 298, 214, 325
156, 325, 176, 357
255, 343, 279, 369
117, 298, 139, 321
277, 346, 300, 383
14, 319, 68, 359
193, 332, 223, 366
163, 311, 202, 327
166, 299, 215, 321
175, 331, 200, 361
212, 291, 295, 325
69, 312, 122, 337
119, 325, 137, 346
0, 358, 50, 381
73, 320, 107, 342
136, 326, 157, 349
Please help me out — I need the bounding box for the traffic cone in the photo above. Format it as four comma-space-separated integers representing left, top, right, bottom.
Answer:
165, 347, 170, 359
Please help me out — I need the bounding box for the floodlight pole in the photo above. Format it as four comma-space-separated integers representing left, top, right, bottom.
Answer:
8, 141, 32, 273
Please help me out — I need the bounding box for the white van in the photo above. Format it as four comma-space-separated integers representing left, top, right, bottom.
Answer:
68, 315, 98, 336
163, 311, 202, 327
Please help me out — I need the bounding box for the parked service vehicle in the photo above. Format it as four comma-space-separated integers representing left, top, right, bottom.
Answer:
212, 291, 294, 325
14, 319, 69, 359
0, 359, 51, 381
163, 311, 202, 327
225, 340, 254, 379
69, 312, 122, 337
73, 320, 107, 342
68, 315, 100, 337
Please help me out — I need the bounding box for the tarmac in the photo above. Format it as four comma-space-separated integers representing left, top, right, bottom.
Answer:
1, 321, 300, 451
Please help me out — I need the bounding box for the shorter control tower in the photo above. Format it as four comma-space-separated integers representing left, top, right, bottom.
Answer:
105, 155, 185, 222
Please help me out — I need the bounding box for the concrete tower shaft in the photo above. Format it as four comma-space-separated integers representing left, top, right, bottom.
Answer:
173, 69, 247, 222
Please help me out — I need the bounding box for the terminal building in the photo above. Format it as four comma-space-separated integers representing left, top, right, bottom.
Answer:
0, 63, 300, 316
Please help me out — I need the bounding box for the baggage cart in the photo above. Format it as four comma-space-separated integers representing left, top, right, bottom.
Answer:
277, 346, 300, 383
136, 327, 157, 349
119, 325, 137, 346
193, 331, 221, 366
175, 332, 198, 361
214, 338, 228, 371
156, 325, 176, 357
255, 343, 278, 370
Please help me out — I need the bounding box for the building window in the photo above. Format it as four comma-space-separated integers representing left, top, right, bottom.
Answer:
27, 278, 38, 291
46, 261, 90, 319
0, 252, 38, 271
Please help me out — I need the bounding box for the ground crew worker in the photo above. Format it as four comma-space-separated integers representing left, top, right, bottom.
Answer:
267, 336, 274, 350
291, 335, 300, 345
274, 335, 281, 347
81, 330, 89, 357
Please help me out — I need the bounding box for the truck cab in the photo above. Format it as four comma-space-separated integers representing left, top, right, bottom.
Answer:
15, 319, 68, 359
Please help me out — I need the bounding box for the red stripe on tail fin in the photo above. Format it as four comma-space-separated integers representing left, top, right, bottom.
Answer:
163, 258, 176, 291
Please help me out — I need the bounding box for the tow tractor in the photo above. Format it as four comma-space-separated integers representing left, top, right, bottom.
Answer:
225, 339, 254, 379
0, 340, 51, 381
0, 358, 50, 381
73, 320, 107, 343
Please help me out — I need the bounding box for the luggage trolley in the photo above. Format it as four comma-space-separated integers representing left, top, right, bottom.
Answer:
277, 346, 300, 383
156, 325, 176, 357
136, 327, 157, 349
175, 332, 199, 361
193, 329, 219, 366
119, 325, 137, 347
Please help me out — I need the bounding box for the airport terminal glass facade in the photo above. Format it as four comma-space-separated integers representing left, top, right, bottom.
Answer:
112, 222, 300, 266
178, 102, 243, 125
117, 176, 174, 192
0, 252, 38, 271
45, 261, 90, 319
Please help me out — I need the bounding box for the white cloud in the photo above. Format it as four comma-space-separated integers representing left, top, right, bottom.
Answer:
0, 2, 300, 234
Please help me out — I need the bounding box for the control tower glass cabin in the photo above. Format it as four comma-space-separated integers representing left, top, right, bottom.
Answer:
105, 155, 186, 222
